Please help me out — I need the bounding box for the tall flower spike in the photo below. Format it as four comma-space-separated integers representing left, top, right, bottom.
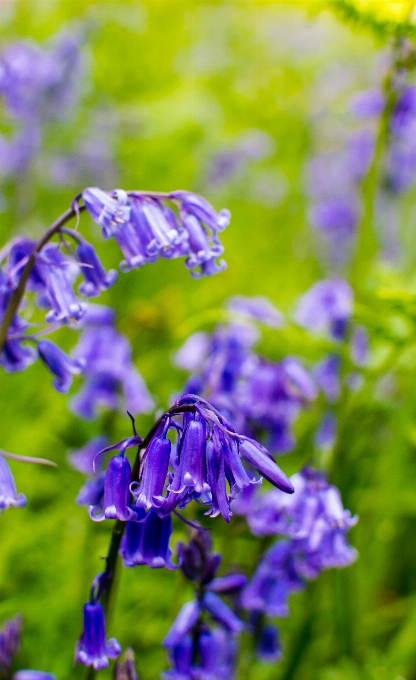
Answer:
0, 456, 27, 511
75, 600, 121, 669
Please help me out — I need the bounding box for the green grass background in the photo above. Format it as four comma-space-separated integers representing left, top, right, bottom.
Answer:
1, 1, 416, 679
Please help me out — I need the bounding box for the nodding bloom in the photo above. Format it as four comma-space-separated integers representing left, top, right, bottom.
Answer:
162, 627, 237, 680
239, 468, 357, 624
120, 508, 178, 570
82, 186, 229, 277
235, 467, 357, 568
75, 599, 121, 669
76, 241, 118, 298
294, 279, 353, 341
0, 456, 27, 512
70, 310, 154, 420
7, 239, 86, 324
0, 614, 22, 672
37, 339, 84, 393
241, 541, 304, 618
90, 451, 135, 522
121, 394, 294, 522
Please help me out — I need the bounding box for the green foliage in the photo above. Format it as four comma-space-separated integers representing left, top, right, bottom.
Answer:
2, 1, 416, 679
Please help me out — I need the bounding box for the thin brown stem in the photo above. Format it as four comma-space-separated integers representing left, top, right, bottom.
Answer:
0, 203, 86, 351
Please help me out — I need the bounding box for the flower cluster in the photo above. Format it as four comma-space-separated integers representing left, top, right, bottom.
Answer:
175, 296, 317, 454
0, 26, 86, 183
162, 530, 245, 679
91, 394, 294, 532
1, 185, 229, 403
236, 467, 357, 660
82, 187, 230, 277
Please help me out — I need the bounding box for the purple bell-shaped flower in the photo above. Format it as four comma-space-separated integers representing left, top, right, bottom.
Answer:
90, 453, 135, 521
75, 601, 121, 669
120, 508, 178, 569
0, 457, 26, 511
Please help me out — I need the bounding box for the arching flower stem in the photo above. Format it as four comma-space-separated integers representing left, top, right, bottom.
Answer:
0, 202, 86, 350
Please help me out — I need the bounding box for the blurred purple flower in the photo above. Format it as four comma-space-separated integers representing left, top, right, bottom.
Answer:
0, 614, 22, 672
0, 456, 27, 512
294, 279, 353, 340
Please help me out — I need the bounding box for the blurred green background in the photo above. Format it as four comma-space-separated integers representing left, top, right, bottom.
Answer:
2, 1, 416, 679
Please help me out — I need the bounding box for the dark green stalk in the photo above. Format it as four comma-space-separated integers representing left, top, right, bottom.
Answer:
0, 203, 86, 350
82, 404, 196, 680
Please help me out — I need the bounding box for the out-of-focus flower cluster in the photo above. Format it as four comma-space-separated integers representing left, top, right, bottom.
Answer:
174, 295, 317, 455
0, 185, 229, 418
235, 466, 357, 663
0, 614, 56, 680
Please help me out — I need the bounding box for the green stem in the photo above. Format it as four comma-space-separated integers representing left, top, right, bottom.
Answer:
351, 51, 399, 290
0, 203, 86, 351
81, 404, 196, 680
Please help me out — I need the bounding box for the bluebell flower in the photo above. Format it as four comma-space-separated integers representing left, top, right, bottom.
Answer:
174, 308, 316, 455
76, 241, 118, 298
0, 456, 27, 511
68, 435, 108, 475
75, 600, 121, 669
120, 508, 178, 569
37, 339, 84, 393
314, 412, 337, 451
163, 601, 202, 649
0, 614, 22, 671
70, 318, 153, 420
142, 395, 293, 520
313, 354, 341, 403
241, 540, 304, 617
294, 279, 353, 341
162, 628, 237, 680
90, 452, 135, 522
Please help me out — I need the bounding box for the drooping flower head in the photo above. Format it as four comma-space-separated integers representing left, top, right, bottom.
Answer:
82, 187, 230, 278
116, 394, 295, 523
75, 574, 121, 669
